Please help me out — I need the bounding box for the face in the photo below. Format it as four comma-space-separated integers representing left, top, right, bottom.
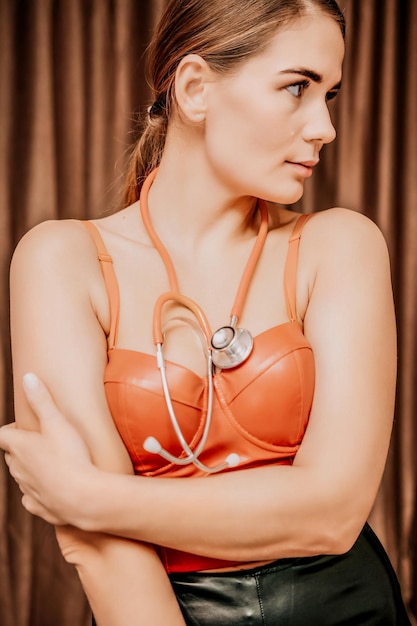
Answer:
203, 13, 345, 204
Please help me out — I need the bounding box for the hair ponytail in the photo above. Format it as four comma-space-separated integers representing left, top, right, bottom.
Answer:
123, 104, 168, 207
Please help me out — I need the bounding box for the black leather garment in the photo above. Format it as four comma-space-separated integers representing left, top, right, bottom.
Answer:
169, 524, 411, 626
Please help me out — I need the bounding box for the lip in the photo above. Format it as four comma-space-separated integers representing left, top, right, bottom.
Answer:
286, 160, 319, 177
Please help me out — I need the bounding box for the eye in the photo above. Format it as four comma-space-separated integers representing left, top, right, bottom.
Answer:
286, 80, 309, 98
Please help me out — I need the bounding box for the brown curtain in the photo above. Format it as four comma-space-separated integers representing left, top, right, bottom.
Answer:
0, 1, 415, 624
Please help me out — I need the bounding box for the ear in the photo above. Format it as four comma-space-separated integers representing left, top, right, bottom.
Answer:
174, 54, 212, 123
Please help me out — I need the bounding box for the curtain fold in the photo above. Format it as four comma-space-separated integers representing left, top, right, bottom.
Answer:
0, 1, 415, 624
1, 2, 159, 624
299, 2, 417, 617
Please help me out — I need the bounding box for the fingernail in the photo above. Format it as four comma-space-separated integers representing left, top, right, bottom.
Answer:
23, 373, 40, 390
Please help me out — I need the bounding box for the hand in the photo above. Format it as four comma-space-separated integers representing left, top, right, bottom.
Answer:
0, 373, 98, 526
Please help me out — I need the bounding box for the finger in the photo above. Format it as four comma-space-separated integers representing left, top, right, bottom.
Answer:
22, 373, 91, 463
5, 451, 31, 487
0, 425, 15, 452
1, 422, 17, 431
0, 423, 34, 453
22, 373, 66, 434
21, 494, 64, 525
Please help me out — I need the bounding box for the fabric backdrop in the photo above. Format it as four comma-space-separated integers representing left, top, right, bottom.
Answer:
0, 1, 416, 624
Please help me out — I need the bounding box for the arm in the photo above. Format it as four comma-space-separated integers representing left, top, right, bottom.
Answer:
3, 209, 396, 561
8, 220, 186, 626
84, 209, 396, 558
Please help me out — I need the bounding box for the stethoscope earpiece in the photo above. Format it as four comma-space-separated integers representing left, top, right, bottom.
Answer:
143, 436, 163, 454
143, 437, 242, 473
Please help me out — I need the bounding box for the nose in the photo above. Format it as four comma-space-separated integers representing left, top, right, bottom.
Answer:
303, 101, 336, 146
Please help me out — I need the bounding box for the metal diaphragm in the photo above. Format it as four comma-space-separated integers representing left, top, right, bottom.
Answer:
211, 326, 253, 369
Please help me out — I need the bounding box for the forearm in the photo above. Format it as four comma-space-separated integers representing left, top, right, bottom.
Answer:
55, 527, 186, 626
77, 464, 371, 562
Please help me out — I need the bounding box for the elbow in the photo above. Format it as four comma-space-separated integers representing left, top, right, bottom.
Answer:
319, 519, 363, 555
297, 471, 376, 556
55, 526, 103, 567
310, 500, 370, 556
55, 526, 131, 568
241, 509, 366, 561
282, 480, 372, 557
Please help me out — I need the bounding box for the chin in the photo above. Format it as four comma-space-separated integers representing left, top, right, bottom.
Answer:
264, 183, 305, 206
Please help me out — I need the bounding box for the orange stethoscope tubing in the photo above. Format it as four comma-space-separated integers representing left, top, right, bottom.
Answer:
140, 169, 269, 472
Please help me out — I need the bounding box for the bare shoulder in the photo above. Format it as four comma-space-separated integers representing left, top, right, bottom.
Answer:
9, 219, 111, 321
309, 207, 387, 247
12, 219, 96, 265
10, 219, 103, 285
301, 207, 390, 269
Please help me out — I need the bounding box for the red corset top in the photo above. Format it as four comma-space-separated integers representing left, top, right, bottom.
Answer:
82, 213, 315, 573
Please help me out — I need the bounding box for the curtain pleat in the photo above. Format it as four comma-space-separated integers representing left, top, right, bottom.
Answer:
1, 2, 158, 624
0, 1, 416, 624
0, 1, 17, 624
300, 3, 417, 616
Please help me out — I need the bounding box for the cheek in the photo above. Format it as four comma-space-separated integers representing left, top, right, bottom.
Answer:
205, 104, 290, 166
208, 101, 253, 141
207, 86, 262, 147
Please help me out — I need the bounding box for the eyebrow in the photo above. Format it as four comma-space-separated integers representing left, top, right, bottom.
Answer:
279, 68, 342, 90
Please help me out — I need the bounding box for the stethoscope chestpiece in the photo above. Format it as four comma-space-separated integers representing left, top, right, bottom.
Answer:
211, 326, 253, 369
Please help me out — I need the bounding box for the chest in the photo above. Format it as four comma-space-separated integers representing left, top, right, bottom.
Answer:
104, 320, 315, 477
115, 236, 293, 368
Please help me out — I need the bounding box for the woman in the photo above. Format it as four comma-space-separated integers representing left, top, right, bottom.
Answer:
0, 0, 411, 624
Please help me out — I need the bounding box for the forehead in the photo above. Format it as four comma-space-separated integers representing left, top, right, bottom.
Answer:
244, 14, 344, 82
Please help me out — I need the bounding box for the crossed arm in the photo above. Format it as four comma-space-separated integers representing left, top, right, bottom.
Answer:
1, 208, 397, 621
6, 220, 187, 626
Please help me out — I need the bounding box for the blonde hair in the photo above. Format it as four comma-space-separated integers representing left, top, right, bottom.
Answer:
124, 0, 345, 206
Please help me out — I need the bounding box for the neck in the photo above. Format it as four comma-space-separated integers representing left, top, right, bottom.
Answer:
143, 137, 261, 251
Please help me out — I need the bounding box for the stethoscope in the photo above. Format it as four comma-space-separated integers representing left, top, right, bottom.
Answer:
141, 169, 269, 473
